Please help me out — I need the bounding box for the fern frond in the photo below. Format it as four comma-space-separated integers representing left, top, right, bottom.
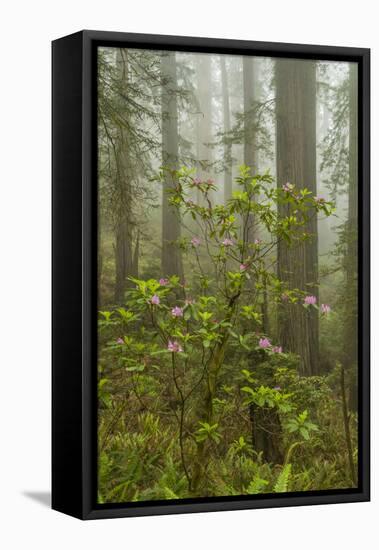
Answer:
274, 464, 292, 493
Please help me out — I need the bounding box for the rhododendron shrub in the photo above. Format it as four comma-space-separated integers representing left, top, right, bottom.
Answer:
98, 167, 349, 501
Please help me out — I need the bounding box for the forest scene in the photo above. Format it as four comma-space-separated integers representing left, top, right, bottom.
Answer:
97, 46, 359, 503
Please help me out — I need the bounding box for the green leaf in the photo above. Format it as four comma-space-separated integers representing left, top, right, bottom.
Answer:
125, 365, 145, 372
274, 464, 292, 493
98, 378, 108, 390
241, 386, 255, 395
247, 476, 269, 494
183, 309, 191, 321
285, 422, 298, 433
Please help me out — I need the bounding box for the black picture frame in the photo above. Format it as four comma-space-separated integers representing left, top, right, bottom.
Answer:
52, 30, 370, 520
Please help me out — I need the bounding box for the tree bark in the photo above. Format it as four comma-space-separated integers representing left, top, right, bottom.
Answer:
243, 57, 260, 244
114, 49, 133, 304
249, 404, 284, 464
276, 59, 319, 376
345, 64, 358, 409
196, 55, 212, 179
243, 57, 258, 173
161, 52, 184, 279
220, 56, 232, 203
132, 229, 140, 278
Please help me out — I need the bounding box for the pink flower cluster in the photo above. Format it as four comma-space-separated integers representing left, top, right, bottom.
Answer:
282, 182, 294, 193
304, 295, 317, 305
259, 337, 271, 349
167, 340, 183, 353
239, 263, 248, 272
321, 303, 331, 315
191, 237, 201, 247
259, 337, 283, 353
171, 306, 183, 318
192, 177, 214, 187
150, 294, 160, 305
159, 278, 169, 286
222, 238, 234, 247
282, 182, 301, 200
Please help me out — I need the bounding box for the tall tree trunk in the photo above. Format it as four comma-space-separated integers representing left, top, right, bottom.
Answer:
161, 52, 184, 279
243, 57, 259, 243
98, 208, 103, 307
243, 57, 258, 173
195, 55, 213, 203
114, 49, 133, 304
318, 100, 333, 252
220, 56, 232, 202
345, 64, 358, 409
276, 59, 319, 376
249, 403, 284, 464
132, 229, 140, 278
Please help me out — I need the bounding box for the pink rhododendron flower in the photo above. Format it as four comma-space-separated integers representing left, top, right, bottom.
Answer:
259, 337, 271, 349
191, 237, 201, 247
159, 278, 169, 286
116, 337, 124, 345
272, 346, 283, 353
315, 195, 325, 203
193, 177, 202, 185
151, 295, 160, 305
167, 340, 183, 353
206, 178, 214, 185
240, 263, 248, 272
304, 295, 317, 305
254, 238, 261, 245
282, 182, 294, 192
171, 306, 183, 318
222, 238, 234, 246
321, 303, 331, 314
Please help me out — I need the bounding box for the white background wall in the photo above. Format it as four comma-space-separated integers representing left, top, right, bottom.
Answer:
1, 0, 376, 547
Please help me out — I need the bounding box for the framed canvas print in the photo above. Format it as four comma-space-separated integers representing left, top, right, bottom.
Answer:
52, 30, 370, 519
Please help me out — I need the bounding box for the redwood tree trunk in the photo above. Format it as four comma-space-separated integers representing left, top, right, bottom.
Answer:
276, 59, 319, 376
249, 404, 284, 464
345, 64, 358, 409
114, 49, 133, 304
195, 55, 213, 206
220, 56, 232, 203
161, 52, 184, 279
243, 57, 259, 244
243, 56, 259, 173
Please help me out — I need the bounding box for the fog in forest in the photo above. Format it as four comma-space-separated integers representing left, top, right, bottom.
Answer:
97, 47, 358, 503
